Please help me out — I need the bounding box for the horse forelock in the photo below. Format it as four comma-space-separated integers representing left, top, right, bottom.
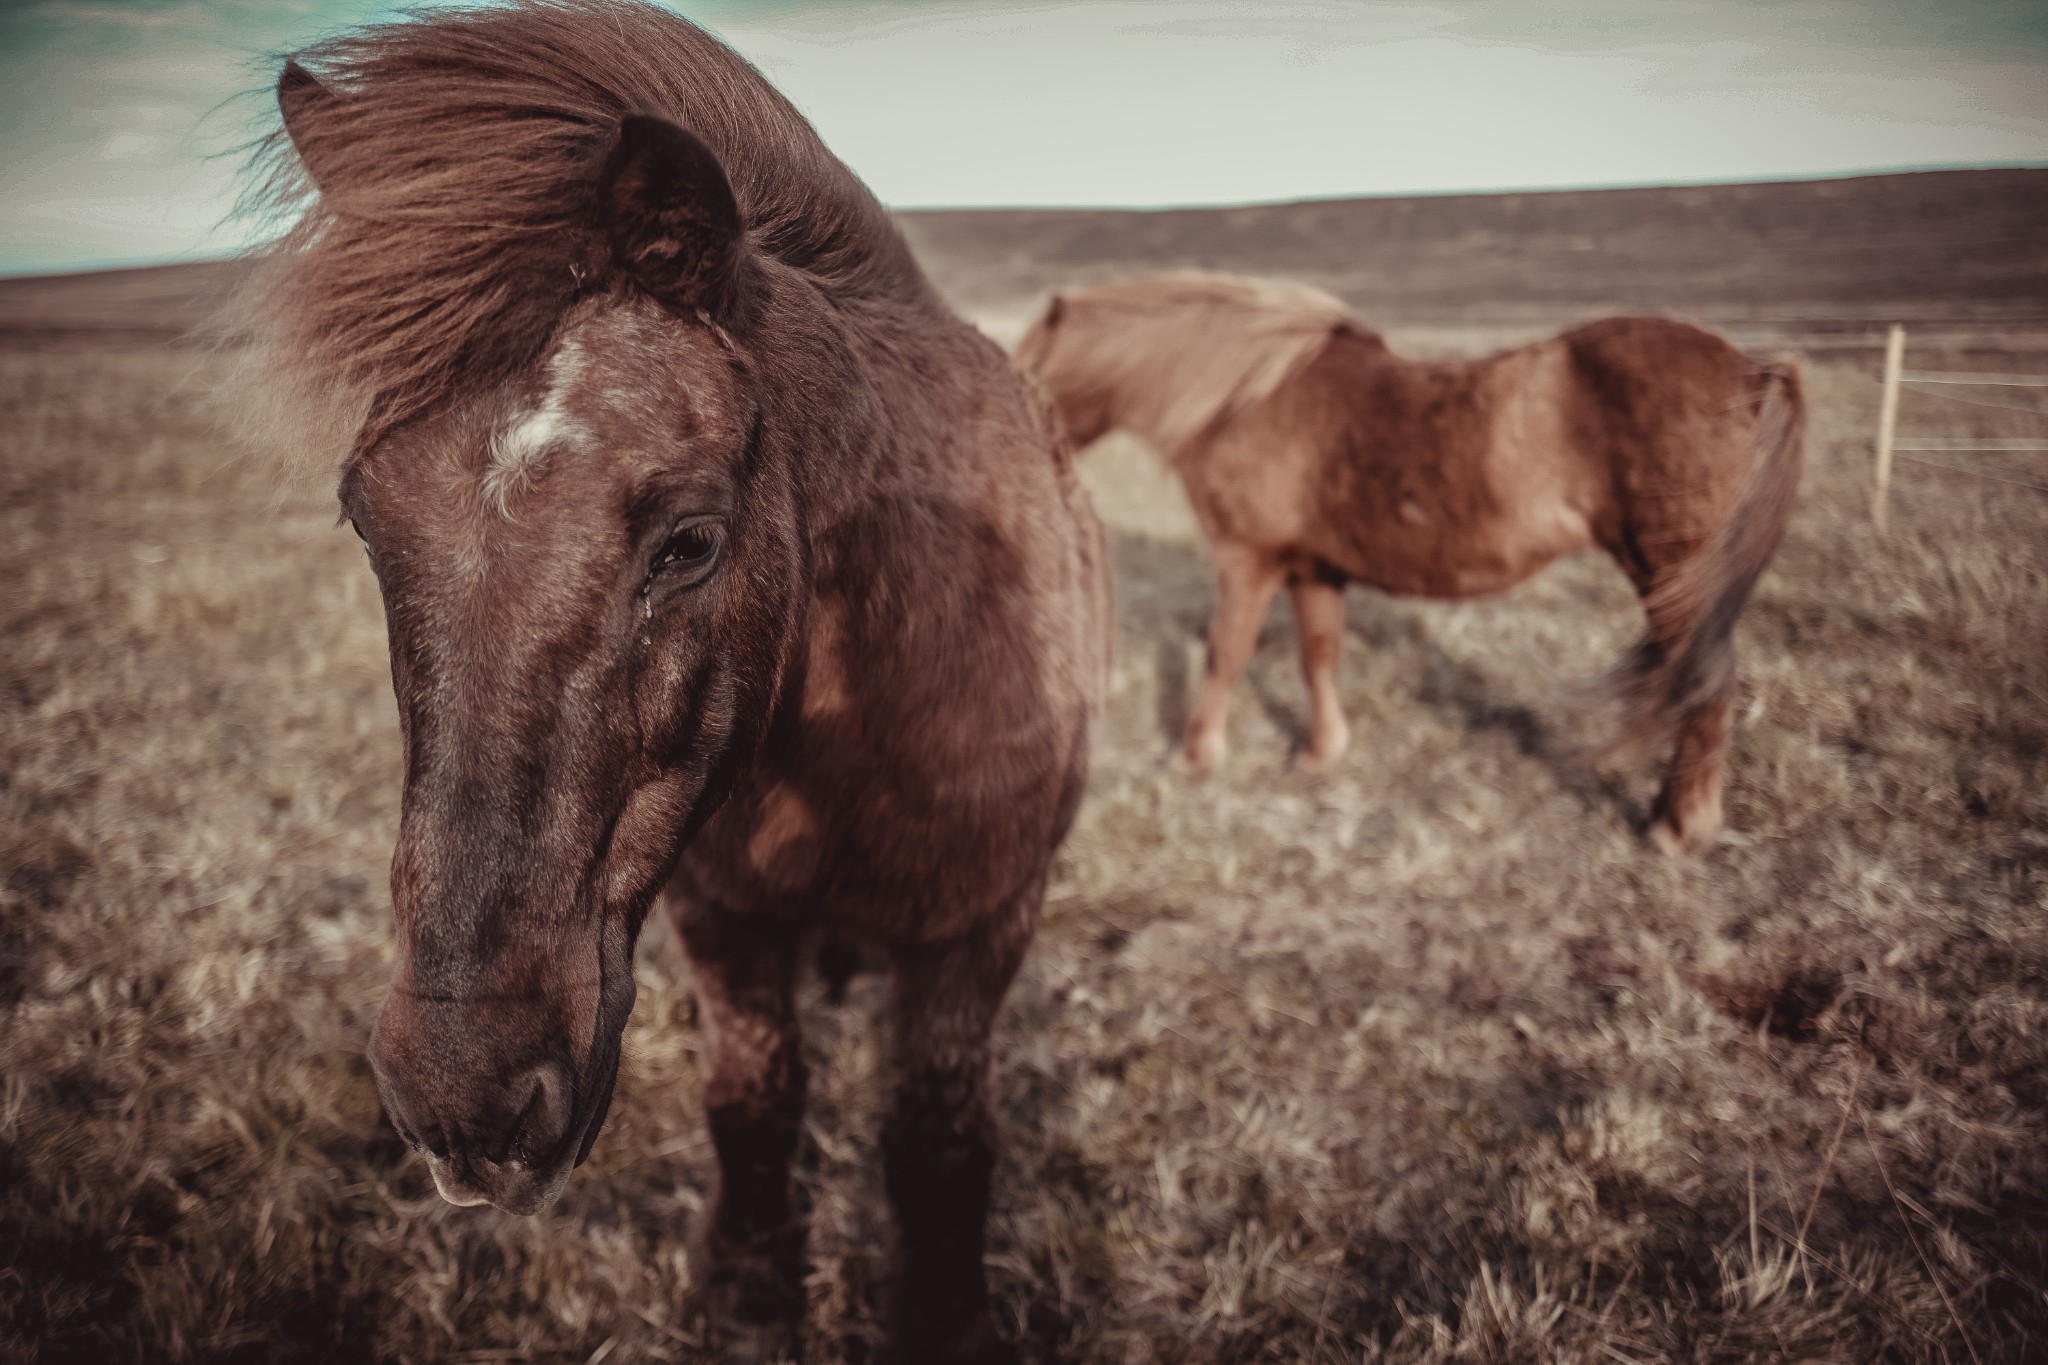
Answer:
224, 0, 920, 470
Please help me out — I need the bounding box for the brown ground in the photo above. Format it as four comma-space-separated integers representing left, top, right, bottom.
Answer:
4, 174, 2048, 1363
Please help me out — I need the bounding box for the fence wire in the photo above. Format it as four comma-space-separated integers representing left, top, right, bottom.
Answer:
1893, 453, 2048, 495
1900, 383, 2048, 418
1871, 357, 2048, 504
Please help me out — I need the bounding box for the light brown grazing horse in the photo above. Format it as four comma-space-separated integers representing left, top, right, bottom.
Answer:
1016, 273, 1802, 854
235, 3, 1108, 1359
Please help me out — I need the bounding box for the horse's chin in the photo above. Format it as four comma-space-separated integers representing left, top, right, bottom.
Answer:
425, 1152, 575, 1216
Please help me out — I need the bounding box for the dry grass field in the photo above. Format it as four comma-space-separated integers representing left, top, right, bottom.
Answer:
4, 301, 2048, 1363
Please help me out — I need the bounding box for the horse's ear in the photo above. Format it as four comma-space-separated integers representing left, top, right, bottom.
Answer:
599, 116, 746, 319
277, 59, 337, 185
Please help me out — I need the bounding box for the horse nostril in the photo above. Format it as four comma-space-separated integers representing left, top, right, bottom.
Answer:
510, 1061, 575, 1163
367, 1064, 442, 1158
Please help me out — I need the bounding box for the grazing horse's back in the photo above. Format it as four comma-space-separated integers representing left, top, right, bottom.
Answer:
1018, 273, 1802, 853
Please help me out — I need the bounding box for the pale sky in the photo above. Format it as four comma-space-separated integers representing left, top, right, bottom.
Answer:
2, 0, 2045, 276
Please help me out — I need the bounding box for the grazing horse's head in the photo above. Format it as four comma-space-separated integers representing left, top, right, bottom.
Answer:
275, 59, 821, 1212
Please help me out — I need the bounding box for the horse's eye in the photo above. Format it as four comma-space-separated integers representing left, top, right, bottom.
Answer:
349, 519, 372, 557
652, 521, 723, 587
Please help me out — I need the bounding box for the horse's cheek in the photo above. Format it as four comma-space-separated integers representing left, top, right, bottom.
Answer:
600, 771, 696, 917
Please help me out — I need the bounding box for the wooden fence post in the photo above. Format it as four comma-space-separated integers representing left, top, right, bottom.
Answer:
1873, 323, 1905, 532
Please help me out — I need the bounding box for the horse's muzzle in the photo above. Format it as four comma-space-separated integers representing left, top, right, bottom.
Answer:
424, 1146, 578, 1215
368, 1004, 590, 1215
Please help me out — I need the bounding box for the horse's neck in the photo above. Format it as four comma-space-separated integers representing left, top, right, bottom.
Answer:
1104, 310, 1351, 458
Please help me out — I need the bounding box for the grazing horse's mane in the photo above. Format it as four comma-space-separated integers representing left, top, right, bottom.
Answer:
229, 0, 926, 461
1016, 271, 1363, 460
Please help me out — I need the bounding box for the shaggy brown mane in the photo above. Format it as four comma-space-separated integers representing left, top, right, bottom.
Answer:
230, 0, 926, 458
1015, 271, 1360, 460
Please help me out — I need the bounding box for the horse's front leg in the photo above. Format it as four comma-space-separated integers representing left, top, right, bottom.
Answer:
673, 902, 807, 1360
1180, 540, 1285, 775
1287, 571, 1350, 771
884, 906, 1032, 1364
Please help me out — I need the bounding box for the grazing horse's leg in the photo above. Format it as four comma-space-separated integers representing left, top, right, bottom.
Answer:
884, 906, 1033, 1364
1650, 678, 1733, 856
1626, 555, 1737, 856
1180, 541, 1285, 774
1288, 572, 1350, 771
672, 903, 808, 1359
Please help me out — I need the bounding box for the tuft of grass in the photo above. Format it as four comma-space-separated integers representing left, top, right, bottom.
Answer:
3, 330, 2047, 1363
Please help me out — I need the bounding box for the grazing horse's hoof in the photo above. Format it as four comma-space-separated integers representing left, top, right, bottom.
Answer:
1173, 729, 1225, 778
1648, 808, 1722, 857
1293, 729, 1350, 774
1650, 824, 1719, 857
1649, 784, 1724, 856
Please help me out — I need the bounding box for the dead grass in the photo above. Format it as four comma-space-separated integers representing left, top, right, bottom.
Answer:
3, 329, 2047, 1363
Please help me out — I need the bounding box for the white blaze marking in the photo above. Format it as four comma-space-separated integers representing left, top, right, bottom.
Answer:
484, 338, 588, 514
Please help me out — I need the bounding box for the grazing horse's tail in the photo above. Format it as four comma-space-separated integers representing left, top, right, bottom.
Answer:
1610, 361, 1806, 748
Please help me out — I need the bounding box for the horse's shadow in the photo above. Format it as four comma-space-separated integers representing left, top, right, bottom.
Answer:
984, 887, 1624, 1360
1107, 528, 1642, 827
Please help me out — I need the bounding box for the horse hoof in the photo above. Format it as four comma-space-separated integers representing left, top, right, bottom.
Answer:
1293, 739, 1347, 774
1172, 735, 1224, 778
1648, 816, 1718, 857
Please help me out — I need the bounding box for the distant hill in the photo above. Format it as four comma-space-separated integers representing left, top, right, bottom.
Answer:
899, 168, 2048, 338
3, 169, 2043, 344
0, 259, 243, 340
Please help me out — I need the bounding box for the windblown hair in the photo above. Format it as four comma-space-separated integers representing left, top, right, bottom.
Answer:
225, 0, 923, 464
1014, 272, 1356, 460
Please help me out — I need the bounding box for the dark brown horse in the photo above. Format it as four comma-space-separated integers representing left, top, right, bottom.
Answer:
235, 3, 1108, 1358
1017, 273, 1802, 854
